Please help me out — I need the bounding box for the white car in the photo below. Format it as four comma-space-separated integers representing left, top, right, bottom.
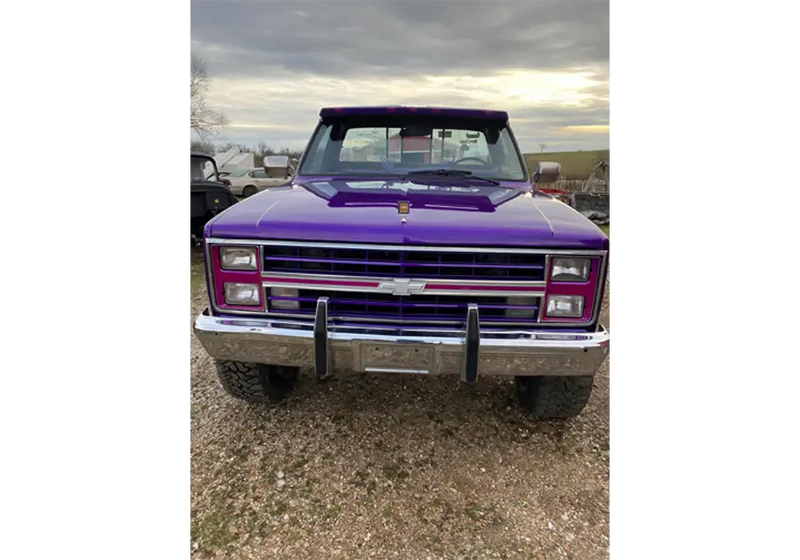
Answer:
224, 168, 292, 197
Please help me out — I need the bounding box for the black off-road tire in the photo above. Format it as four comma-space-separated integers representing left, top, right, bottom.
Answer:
215, 361, 299, 403
242, 185, 258, 198
515, 375, 594, 419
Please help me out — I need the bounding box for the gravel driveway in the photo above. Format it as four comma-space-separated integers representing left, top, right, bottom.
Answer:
191, 252, 610, 560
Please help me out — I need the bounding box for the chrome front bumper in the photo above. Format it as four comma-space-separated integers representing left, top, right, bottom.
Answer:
193, 301, 609, 381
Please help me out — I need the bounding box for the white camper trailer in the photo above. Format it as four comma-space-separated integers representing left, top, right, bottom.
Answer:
216, 151, 255, 174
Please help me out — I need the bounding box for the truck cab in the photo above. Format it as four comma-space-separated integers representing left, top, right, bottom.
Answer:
193, 106, 609, 418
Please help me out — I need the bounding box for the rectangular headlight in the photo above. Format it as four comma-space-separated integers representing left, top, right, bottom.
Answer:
505, 296, 538, 319
224, 282, 261, 306
551, 257, 590, 282
220, 247, 257, 270
269, 287, 299, 310
546, 295, 585, 318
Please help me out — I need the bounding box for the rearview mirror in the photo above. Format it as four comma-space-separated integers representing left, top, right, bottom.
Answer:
532, 161, 561, 184
399, 125, 433, 137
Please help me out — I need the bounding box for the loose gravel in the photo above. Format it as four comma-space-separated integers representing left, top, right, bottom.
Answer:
191, 253, 610, 560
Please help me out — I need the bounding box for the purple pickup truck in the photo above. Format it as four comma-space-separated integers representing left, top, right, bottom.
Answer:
194, 106, 609, 418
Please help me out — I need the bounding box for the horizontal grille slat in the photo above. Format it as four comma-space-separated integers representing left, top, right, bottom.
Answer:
265, 256, 542, 270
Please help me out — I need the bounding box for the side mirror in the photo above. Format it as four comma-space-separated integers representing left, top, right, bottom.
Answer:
532, 161, 561, 184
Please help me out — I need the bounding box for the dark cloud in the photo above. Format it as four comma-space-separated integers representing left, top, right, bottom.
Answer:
191, 0, 608, 78
190, 0, 609, 152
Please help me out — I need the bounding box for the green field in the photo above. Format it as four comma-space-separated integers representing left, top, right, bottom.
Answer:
523, 149, 609, 180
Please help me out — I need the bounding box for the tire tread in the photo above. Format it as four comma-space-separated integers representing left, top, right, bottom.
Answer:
515, 375, 594, 419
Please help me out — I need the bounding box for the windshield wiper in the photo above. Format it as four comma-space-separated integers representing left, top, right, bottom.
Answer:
406, 168, 501, 186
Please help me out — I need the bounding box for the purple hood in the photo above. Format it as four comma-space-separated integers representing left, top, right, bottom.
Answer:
205, 176, 608, 250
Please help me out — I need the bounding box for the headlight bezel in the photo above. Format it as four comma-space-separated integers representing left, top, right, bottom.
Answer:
220, 246, 258, 271
545, 295, 585, 318
223, 282, 261, 306
551, 257, 591, 283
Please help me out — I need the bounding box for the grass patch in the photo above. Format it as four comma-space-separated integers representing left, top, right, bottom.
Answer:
350, 469, 369, 487
464, 502, 503, 526
382, 505, 400, 522
269, 501, 289, 517
381, 463, 410, 481
191, 248, 206, 294
325, 503, 343, 521
289, 458, 309, 472
599, 224, 609, 236
192, 510, 237, 556
523, 149, 609, 180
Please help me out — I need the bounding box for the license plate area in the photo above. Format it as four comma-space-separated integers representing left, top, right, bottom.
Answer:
361, 343, 434, 374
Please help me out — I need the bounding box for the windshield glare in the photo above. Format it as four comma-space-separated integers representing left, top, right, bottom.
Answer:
299, 120, 527, 181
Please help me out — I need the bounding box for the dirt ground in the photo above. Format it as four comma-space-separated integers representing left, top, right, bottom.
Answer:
190, 254, 610, 560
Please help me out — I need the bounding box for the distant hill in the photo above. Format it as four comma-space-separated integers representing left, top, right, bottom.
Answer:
523, 149, 609, 180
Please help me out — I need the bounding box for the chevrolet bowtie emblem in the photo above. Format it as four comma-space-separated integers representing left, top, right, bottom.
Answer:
378, 278, 426, 296
398, 200, 410, 214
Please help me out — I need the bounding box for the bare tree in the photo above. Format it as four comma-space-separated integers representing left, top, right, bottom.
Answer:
190, 139, 216, 155
191, 55, 228, 138
539, 143, 547, 153
249, 142, 271, 166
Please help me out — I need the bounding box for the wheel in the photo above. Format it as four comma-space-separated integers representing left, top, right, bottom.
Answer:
515, 375, 594, 419
242, 185, 258, 198
215, 361, 299, 403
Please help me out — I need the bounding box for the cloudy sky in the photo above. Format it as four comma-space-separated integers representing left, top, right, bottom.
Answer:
191, 0, 608, 153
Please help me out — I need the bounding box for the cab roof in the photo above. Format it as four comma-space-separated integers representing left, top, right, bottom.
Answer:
319, 106, 509, 120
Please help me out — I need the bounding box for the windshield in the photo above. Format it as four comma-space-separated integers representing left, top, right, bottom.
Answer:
191, 157, 217, 181
298, 118, 527, 181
